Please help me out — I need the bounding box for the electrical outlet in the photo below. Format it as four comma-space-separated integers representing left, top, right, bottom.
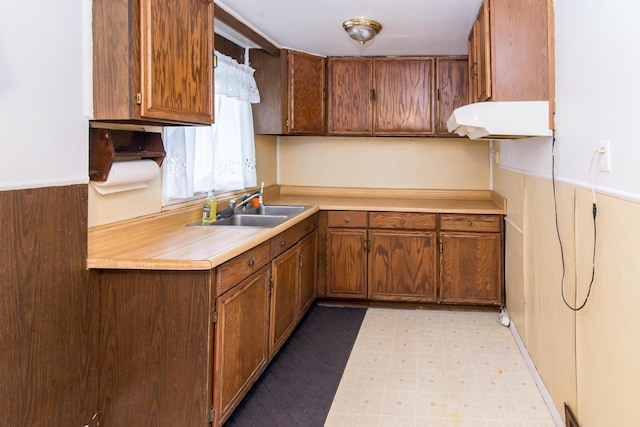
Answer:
599, 140, 612, 172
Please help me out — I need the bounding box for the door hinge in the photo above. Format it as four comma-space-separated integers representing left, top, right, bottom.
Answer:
211, 309, 218, 324
135, 92, 142, 104
208, 407, 215, 423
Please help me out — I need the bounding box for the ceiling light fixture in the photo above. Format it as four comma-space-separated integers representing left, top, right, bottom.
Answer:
342, 18, 382, 45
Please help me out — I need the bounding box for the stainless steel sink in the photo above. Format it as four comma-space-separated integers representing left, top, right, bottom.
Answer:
188, 204, 312, 228
189, 214, 288, 228
242, 205, 307, 216
216, 214, 289, 227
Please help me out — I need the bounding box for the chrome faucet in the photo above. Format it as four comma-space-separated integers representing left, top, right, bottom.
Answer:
229, 192, 262, 212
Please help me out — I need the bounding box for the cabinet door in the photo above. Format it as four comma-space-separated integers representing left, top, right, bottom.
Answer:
298, 232, 318, 318
140, 0, 214, 123
436, 57, 469, 135
439, 232, 503, 305
287, 51, 326, 134
468, 26, 478, 103
474, 0, 492, 102
93, 0, 214, 124
326, 228, 368, 298
368, 230, 437, 302
270, 247, 300, 355
214, 266, 271, 425
373, 57, 435, 135
327, 57, 373, 135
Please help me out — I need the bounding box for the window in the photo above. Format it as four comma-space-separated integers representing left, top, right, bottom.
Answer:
162, 51, 260, 205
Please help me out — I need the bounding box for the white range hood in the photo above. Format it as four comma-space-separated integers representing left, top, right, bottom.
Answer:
446, 101, 552, 140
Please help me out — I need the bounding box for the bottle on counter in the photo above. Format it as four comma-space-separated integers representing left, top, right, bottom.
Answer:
202, 190, 217, 224
251, 189, 261, 207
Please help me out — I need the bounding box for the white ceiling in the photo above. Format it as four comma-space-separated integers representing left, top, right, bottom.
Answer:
215, 0, 483, 57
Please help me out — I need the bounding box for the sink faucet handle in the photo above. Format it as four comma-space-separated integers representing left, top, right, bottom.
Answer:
229, 197, 239, 210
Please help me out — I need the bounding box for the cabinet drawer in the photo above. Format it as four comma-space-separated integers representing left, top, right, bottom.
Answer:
369, 212, 436, 230
216, 241, 271, 296
327, 211, 368, 228
271, 214, 318, 258
440, 214, 502, 232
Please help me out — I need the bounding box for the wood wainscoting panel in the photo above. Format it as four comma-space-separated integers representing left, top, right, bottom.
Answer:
0, 185, 91, 426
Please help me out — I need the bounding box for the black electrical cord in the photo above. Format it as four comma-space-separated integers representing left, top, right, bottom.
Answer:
552, 131, 597, 311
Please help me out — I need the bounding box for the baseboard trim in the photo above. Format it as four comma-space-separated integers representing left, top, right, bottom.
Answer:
509, 321, 565, 427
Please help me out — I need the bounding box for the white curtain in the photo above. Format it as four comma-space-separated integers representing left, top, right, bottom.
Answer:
162, 51, 260, 202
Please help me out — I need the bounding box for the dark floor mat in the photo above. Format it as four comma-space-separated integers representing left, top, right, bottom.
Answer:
224, 304, 366, 427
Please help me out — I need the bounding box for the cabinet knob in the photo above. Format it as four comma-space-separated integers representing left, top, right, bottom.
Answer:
467, 221, 473, 226
280, 240, 286, 246
344, 217, 351, 223
400, 219, 405, 225
248, 259, 255, 268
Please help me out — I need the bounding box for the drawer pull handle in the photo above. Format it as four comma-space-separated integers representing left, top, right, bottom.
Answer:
467, 221, 473, 226
344, 217, 351, 223
248, 260, 255, 267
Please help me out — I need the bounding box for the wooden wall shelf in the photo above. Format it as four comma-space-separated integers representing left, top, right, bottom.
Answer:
89, 128, 165, 181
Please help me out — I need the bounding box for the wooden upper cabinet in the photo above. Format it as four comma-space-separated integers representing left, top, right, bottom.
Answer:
328, 57, 435, 136
93, 0, 215, 125
468, 0, 491, 102
251, 49, 326, 135
327, 57, 374, 135
373, 57, 435, 135
468, 0, 550, 103
435, 57, 469, 135
287, 51, 326, 134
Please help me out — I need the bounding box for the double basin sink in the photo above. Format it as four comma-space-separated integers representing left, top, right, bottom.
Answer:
190, 205, 310, 228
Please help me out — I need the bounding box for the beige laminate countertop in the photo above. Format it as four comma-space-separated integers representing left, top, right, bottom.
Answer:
87, 189, 505, 271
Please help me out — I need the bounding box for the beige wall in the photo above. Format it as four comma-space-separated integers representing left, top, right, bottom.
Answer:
255, 134, 278, 187
575, 190, 640, 426
278, 136, 490, 189
88, 174, 163, 227
494, 162, 640, 426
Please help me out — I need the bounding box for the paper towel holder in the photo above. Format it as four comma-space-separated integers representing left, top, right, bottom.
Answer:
89, 128, 165, 181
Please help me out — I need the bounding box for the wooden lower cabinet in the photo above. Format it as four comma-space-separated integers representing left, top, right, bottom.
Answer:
439, 214, 504, 305
368, 229, 437, 302
270, 231, 318, 355
270, 245, 299, 355
214, 265, 271, 426
298, 232, 318, 317
93, 215, 318, 427
324, 211, 504, 306
326, 227, 368, 298
325, 211, 368, 298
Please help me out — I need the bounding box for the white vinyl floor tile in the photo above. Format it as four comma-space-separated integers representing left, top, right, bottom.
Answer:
325, 308, 557, 427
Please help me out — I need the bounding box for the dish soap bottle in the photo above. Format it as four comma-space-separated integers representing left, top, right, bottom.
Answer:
202, 191, 217, 224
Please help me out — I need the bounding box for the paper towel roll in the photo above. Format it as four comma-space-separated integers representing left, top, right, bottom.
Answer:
92, 159, 160, 195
